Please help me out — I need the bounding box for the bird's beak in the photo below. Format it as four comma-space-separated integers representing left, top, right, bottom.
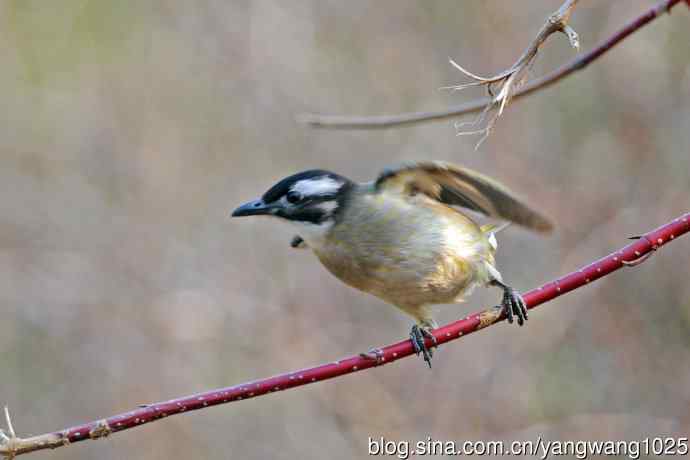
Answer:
231, 198, 277, 217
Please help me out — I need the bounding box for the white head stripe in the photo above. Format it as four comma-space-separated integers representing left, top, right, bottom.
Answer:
290, 176, 341, 196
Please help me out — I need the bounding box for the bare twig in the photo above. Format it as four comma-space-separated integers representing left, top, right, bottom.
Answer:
299, 0, 688, 130
2, 213, 689, 458
0, 407, 69, 459
446, 0, 580, 148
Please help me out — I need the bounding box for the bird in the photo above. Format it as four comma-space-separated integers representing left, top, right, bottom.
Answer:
231, 161, 552, 367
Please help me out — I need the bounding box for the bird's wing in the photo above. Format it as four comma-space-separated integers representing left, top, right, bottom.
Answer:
374, 161, 553, 233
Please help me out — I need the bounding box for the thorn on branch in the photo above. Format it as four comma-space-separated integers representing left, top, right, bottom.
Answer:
622, 235, 659, 266
444, 0, 580, 149
0, 406, 71, 458
0, 407, 18, 460
561, 25, 580, 50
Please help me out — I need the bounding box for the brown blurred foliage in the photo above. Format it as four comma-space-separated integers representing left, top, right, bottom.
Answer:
0, 1, 689, 459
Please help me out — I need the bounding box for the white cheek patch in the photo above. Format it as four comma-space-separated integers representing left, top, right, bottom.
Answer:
290, 176, 342, 196
290, 219, 334, 245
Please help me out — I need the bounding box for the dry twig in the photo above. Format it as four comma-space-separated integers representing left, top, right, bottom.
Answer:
445, 0, 579, 148
299, 0, 689, 131
0, 407, 70, 459
2, 213, 689, 458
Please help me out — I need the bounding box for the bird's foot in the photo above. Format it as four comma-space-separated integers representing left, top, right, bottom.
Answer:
410, 324, 437, 368
498, 284, 528, 326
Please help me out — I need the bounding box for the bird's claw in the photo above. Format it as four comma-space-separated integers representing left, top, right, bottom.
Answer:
410, 325, 437, 368
500, 286, 528, 326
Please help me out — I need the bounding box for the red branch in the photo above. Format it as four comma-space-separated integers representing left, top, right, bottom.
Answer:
2, 212, 689, 457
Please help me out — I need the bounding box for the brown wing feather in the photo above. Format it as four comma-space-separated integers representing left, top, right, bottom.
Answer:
374, 161, 553, 233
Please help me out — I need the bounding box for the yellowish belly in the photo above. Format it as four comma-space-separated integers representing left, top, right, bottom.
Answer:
311, 193, 494, 308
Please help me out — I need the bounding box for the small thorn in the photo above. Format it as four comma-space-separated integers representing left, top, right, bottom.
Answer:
622, 252, 654, 267
448, 58, 494, 82
359, 348, 385, 365
623, 234, 659, 267
3, 407, 15, 439
561, 25, 580, 50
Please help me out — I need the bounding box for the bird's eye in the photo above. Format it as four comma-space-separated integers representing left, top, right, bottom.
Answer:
286, 191, 302, 204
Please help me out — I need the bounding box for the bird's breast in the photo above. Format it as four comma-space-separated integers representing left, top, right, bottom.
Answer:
310, 192, 494, 307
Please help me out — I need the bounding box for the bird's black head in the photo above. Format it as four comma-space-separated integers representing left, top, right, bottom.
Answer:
231, 170, 351, 230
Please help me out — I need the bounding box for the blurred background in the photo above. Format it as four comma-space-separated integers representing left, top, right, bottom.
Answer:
1, 1, 689, 458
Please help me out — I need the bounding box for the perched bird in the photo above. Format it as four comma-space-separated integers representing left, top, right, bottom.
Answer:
232, 161, 552, 367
